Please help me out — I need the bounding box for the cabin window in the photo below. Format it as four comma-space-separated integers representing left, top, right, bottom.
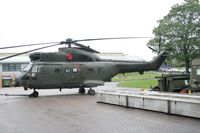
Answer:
196, 68, 200, 75
65, 69, 71, 73
73, 68, 78, 72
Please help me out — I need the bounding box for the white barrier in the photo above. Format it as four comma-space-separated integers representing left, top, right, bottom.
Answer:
97, 90, 200, 118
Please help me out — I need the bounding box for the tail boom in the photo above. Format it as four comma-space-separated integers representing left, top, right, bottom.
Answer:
116, 51, 168, 74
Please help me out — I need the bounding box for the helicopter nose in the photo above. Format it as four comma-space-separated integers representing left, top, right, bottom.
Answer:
15, 77, 21, 87
20, 72, 31, 80
15, 72, 29, 86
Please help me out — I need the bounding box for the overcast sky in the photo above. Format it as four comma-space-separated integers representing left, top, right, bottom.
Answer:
0, 0, 184, 61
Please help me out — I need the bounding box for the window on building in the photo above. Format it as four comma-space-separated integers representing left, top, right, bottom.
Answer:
3, 64, 21, 72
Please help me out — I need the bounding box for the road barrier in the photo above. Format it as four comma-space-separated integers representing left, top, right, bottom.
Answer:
97, 89, 200, 118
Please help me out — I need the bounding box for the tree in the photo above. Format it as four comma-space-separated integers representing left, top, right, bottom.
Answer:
148, 0, 200, 73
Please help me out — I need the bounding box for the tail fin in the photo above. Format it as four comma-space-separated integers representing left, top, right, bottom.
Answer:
150, 51, 168, 70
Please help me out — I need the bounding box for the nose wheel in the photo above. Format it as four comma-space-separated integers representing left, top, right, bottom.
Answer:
29, 90, 39, 98
79, 87, 85, 94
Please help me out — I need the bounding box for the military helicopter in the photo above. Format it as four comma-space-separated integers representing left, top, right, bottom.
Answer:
0, 37, 168, 97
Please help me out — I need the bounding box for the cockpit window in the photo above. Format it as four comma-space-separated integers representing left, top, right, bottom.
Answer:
31, 65, 38, 73
22, 63, 33, 72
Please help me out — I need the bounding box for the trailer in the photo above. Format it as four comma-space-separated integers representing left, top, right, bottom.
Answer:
154, 74, 190, 92
190, 58, 200, 92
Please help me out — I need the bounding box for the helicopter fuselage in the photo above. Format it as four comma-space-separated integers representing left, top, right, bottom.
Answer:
0, 38, 168, 97
16, 47, 167, 93
19, 61, 118, 89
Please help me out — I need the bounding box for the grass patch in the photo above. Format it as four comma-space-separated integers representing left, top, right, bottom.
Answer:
112, 72, 161, 82
118, 79, 158, 89
112, 72, 160, 89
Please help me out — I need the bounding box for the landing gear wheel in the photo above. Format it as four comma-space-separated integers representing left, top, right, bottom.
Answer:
88, 88, 95, 95
29, 91, 39, 98
24, 87, 28, 91
79, 87, 85, 94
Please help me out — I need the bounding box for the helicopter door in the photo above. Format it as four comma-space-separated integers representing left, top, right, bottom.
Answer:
32, 64, 62, 88
62, 63, 84, 87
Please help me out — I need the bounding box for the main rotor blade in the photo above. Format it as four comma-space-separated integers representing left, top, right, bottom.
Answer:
74, 37, 152, 43
0, 42, 60, 50
0, 43, 61, 61
0, 37, 152, 50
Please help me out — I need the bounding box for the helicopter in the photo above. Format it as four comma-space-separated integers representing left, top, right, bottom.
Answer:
0, 37, 168, 97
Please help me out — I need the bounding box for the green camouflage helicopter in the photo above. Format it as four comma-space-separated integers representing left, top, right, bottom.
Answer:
0, 37, 168, 97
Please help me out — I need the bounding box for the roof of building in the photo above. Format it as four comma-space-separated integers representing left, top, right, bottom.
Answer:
0, 56, 29, 63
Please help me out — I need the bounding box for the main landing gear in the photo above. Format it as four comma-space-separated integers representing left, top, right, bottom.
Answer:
29, 90, 39, 98
79, 87, 95, 95
28, 87, 95, 98
79, 87, 85, 94
88, 88, 95, 95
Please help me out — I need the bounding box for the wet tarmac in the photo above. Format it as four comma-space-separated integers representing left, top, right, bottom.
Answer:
0, 83, 200, 133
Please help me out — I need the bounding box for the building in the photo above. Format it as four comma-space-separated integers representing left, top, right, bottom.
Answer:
0, 53, 29, 87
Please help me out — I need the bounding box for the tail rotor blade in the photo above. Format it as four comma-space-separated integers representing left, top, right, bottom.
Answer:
158, 37, 161, 53
148, 46, 158, 53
